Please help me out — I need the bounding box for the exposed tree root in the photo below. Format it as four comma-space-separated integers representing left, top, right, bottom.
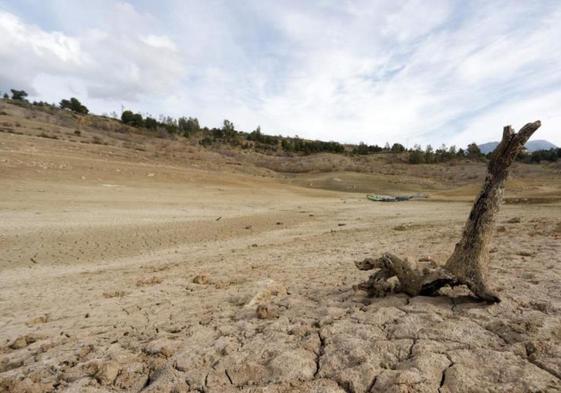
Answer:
355, 121, 542, 303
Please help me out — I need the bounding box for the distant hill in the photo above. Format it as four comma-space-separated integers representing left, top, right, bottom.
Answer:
479, 139, 557, 154
478, 142, 500, 154
526, 140, 558, 152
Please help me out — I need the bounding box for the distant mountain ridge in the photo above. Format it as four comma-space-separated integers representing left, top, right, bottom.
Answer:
478, 139, 558, 154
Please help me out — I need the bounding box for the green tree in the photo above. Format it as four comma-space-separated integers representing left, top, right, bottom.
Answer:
281, 139, 294, 152
178, 116, 200, 136
424, 145, 434, 163
391, 143, 406, 153
144, 117, 158, 129
121, 110, 144, 127
59, 97, 89, 114
223, 119, 234, 130
408, 149, 425, 164
221, 119, 236, 140
10, 89, 28, 101
467, 143, 483, 159
352, 142, 371, 155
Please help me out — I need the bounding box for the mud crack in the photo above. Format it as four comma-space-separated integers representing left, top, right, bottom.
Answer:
313, 330, 326, 378
225, 369, 234, 385
526, 356, 561, 381
438, 354, 454, 393
366, 375, 378, 392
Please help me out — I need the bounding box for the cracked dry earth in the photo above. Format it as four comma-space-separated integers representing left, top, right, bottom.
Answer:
2, 161, 561, 392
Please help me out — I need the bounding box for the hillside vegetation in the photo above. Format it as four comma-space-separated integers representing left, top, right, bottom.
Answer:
1, 98, 560, 201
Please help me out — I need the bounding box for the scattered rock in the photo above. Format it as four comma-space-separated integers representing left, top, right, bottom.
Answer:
193, 274, 209, 285
507, 217, 521, 224
256, 304, 275, 319
9, 334, 39, 350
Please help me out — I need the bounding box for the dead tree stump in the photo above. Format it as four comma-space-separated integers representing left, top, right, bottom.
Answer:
355, 121, 542, 303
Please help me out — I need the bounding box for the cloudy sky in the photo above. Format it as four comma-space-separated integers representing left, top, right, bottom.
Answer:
0, 0, 560, 147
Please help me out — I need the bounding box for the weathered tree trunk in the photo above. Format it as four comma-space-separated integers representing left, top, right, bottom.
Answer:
355, 121, 541, 303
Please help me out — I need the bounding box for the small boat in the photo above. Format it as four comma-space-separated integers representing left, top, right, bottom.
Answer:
367, 194, 397, 202
367, 194, 415, 202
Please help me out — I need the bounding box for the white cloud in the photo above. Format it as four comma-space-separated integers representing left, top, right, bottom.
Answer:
142, 34, 177, 50
1, 0, 560, 146
449, 90, 561, 146
0, 4, 184, 103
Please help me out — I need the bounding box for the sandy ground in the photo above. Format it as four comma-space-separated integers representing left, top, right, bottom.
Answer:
1, 133, 561, 393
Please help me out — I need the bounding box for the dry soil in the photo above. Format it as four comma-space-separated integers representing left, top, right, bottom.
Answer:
1, 121, 561, 393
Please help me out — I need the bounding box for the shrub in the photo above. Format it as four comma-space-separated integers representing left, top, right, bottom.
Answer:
60, 97, 89, 114
200, 136, 213, 147
10, 89, 28, 101
408, 149, 426, 164
467, 143, 483, 159
178, 116, 200, 136
121, 110, 144, 127
144, 117, 158, 130
352, 142, 383, 155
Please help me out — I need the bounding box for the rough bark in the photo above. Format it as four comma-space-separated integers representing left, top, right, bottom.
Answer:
355, 121, 541, 303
